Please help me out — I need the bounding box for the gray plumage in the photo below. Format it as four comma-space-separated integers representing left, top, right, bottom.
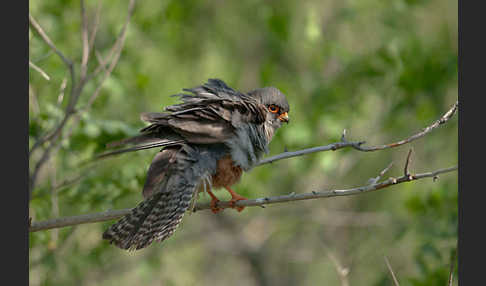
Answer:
102, 79, 289, 250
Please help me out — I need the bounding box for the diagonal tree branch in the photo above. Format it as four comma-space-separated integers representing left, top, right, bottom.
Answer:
257, 101, 457, 166
194, 165, 458, 212
29, 60, 51, 81
327, 251, 350, 286
384, 255, 401, 286
88, 1, 102, 54
29, 13, 75, 80
29, 163, 457, 232
80, 0, 90, 80
351, 101, 458, 152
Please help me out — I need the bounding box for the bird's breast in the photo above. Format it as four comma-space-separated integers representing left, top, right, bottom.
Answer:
211, 155, 243, 189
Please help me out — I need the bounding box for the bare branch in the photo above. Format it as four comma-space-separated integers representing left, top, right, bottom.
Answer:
384, 255, 400, 286
29, 0, 137, 195
404, 148, 413, 177
29, 13, 74, 78
62, 0, 137, 143
368, 162, 393, 185
257, 101, 457, 166
80, 0, 90, 80
29, 13, 76, 158
352, 101, 458, 152
57, 78, 68, 106
30, 209, 131, 232
257, 141, 365, 166
29, 61, 50, 80
327, 251, 350, 286
88, 1, 102, 53
84, 0, 136, 108
341, 129, 347, 142
94, 50, 108, 73
29, 165, 457, 232
195, 166, 458, 212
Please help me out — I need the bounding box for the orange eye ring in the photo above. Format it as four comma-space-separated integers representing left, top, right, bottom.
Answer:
268, 105, 279, 113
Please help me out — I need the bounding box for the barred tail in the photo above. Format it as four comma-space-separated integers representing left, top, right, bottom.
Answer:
103, 146, 201, 250
103, 144, 216, 250
102, 184, 195, 250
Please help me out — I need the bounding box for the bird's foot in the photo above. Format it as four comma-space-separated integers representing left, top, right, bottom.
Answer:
210, 197, 222, 214
207, 189, 222, 214
229, 197, 247, 212
225, 187, 248, 212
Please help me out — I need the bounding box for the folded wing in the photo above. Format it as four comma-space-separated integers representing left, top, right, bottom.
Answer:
97, 79, 266, 158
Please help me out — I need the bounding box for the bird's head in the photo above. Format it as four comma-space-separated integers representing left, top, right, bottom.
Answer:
248, 86, 289, 127
248, 86, 289, 142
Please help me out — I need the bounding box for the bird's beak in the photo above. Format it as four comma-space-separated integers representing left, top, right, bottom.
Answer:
278, 112, 289, 123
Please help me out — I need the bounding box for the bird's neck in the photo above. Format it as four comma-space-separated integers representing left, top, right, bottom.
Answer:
225, 123, 270, 171
263, 121, 276, 143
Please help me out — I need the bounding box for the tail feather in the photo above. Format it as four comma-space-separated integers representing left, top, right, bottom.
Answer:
95, 139, 184, 160
106, 133, 164, 148
96, 124, 185, 160
102, 146, 201, 250
102, 187, 195, 250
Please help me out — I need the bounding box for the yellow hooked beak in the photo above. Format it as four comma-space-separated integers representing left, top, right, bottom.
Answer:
278, 112, 289, 123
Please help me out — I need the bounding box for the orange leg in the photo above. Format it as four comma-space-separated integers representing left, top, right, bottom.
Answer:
206, 188, 222, 214
224, 186, 248, 212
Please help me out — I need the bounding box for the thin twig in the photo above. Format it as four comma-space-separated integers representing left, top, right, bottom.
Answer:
84, 0, 136, 108
351, 101, 458, 152
327, 251, 350, 286
257, 101, 457, 166
384, 255, 400, 286
29, 13, 76, 158
84, 0, 136, 84
57, 78, 68, 106
28, 0, 137, 196
29, 165, 457, 232
404, 148, 413, 177
29, 13, 74, 78
80, 0, 90, 80
88, 1, 102, 54
257, 141, 365, 166
368, 161, 393, 185
94, 50, 108, 73
30, 209, 133, 232
29, 61, 50, 80
64, 0, 136, 140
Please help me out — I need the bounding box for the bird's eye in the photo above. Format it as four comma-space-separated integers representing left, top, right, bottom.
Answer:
268, 105, 279, 113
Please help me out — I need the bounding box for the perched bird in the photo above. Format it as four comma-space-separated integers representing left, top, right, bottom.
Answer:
101, 79, 289, 250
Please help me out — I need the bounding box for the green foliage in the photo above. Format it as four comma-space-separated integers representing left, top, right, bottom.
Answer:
29, 0, 457, 285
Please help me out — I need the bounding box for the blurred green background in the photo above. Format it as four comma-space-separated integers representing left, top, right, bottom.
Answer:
29, 0, 458, 285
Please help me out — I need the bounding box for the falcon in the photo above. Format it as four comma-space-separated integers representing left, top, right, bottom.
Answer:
101, 79, 289, 250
